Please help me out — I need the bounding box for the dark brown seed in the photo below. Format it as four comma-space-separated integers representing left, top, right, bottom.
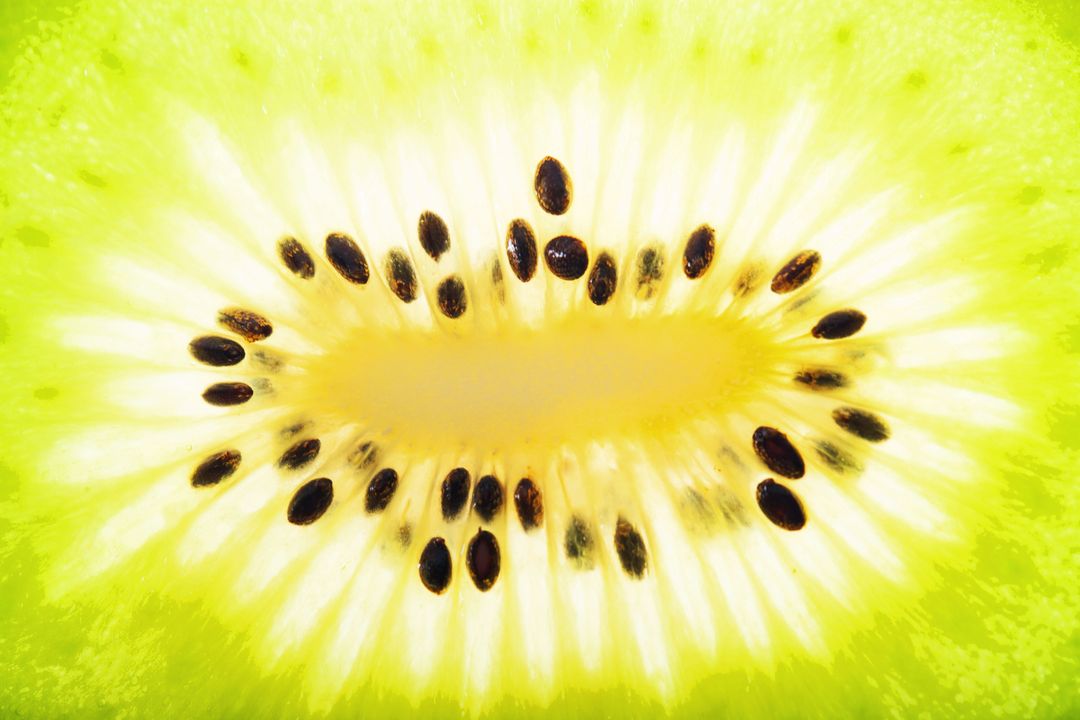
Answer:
832, 407, 890, 442
506, 219, 538, 282
277, 236, 315, 279
794, 368, 848, 390
683, 224, 716, 279
814, 441, 863, 474
564, 516, 595, 569
587, 252, 618, 305
472, 474, 504, 522
544, 235, 589, 280
325, 232, 369, 284
287, 477, 334, 525
365, 468, 398, 513
534, 156, 572, 215
189, 336, 245, 367
752, 426, 806, 479
613, 517, 648, 579
441, 467, 471, 521
466, 529, 500, 591
755, 479, 806, 531
770, 250, 821, 294
436, 276, 468, 318
277, 437, 321, 470
635, 247, 664, 300
811, 309, 867, 339
217, 308, 273, 342
202, 382, 253, 406
348, 440, 379, 469
385, 249, 418, 303
418, 211, 451, 261
513, 478, 544, 531
191, 449, 241, 487
418, 537, 453, 594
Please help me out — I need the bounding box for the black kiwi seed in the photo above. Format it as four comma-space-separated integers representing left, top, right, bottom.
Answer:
682, 224, 716, 279
191, 449, 241, 487
188, 335, 245, 366
418, 537, 453, 594
544, 235, 589, 280
436, 276, 468, 318
385, 249, 418, 303
472, 474, 504, 522
417, 210, 451, 261
513, 478, 544, 531
365, 468, 399, 513
506, 219, 538, 282
277, 437, 321, 470
832, 407, 891, 442
277, 236, 316, 279
635, 246, 664, 299
441, 467, 472, 521
534, 155, 573, 215
811, 309, 867, 339
287, 477, 334, 526
466, 529, 501, 591
794, 368, 848, 390
752, 426, 806, 479
587, 252, 618, 305
564, 516, 595, 569
217, 307, 273, 342
771, 250, 821, 294
755, 479, 806, 531
202, 382, 253, 406
325, 232, 370, 284
613, 517, 648, 579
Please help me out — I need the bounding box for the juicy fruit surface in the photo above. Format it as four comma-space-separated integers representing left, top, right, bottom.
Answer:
2, 0, 1080, 718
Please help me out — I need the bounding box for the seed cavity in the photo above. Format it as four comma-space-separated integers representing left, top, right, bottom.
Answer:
348, 440, 379, 468
613, 517, 648, 579
251, 350, 283, 372
752, 426, 806, 479
734, 263, 763, 297
812, 309, 867, 339
513, 478, 544, 531
832, 407, 890, 442
587, 252, 618, 305
417, 211, 451, 261
278, 236, 316, 279
506, 219, 538, 282
325, 232, 370, 284
682, 224, 716, 279
436, 275, 468, 318
771, 250, 821, 294
490, 260, 506, 304
635, 246, 665, 300
191, 449, 241, 487
217, 308, 273, 342
534, 156, 572, 215
418, 537, 453, 594
544, 235, 589, 280
385, 249, 418, 303
397, 524, 412, 548
564, 515, 595, 569
814, 440, 863, 474
278, 437, 321, 470
794, 368, 848, 390
189, 335, 245, 367
287, 477, 334, 525
467, 529, 501, 591
365, 468, 399, 513
472, 474, 504, 522
441, 467, 472, 521
755, 479, 806, 531
202, 382, 253, 406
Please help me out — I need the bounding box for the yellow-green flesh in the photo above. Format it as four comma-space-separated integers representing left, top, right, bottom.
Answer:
1, 0, 1079, 717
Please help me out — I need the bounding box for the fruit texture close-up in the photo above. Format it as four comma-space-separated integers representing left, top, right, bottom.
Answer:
1, 0, 1079, 718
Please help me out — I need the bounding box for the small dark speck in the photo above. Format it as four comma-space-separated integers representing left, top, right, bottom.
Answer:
1018, 186, 1044, 206
904, 70, 928, 90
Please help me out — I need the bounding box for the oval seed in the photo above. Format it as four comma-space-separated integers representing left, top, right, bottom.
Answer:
635, 246, 665, 300
794, 368, 848, 390
418, 211, 451, 261
202, 382, 253, 406
534, 155, 572, 215
506, 219, 538, 282
189, 335, 245, 367
191, 449, 241, 488
436, 276, 468, 318
832, 407, 890, 442
752, 426, 806, 479
365, 468, 399, 513
755, 479, 806, 531
682, 224, 716, 279
418, 537, 453, 594
544, 235, 589, 280
513, 478, 544, 531
613, 517, 648, 579
441, 467, 471, 521
472, 474, 504, 522
812, 309, 867, 339
564, 516, 595, 569
466, 529, 501, 591
587, 252, 618, 305
385, 249, 418, 303
218, 307, 273, 342
325, 232, 370, 284
287, 477, 333, 525
277, 236, 315, 279
771, 250, 821, 294
277, 437, 321, 470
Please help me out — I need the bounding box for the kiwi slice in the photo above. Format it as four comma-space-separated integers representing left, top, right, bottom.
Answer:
2, 1, 1079, 718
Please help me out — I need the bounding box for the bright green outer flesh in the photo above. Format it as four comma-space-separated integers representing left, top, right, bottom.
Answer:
1, 0, 1080, 718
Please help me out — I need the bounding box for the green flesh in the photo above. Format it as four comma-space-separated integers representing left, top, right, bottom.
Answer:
2, 0, 1080, 718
